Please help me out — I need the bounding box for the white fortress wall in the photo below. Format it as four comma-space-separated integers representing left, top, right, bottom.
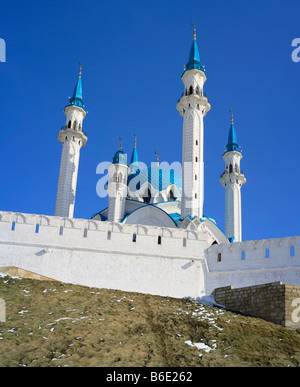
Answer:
0, 211, 299, 298
205, 237, 300, 294
0, 211, 209, 298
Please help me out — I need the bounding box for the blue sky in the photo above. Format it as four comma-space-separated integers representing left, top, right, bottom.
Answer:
0, 0, 299, 241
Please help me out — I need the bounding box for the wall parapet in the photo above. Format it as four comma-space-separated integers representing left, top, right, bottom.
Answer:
206, 236, 300, 272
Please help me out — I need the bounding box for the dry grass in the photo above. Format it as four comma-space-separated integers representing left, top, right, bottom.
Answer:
0, 275, 299, 367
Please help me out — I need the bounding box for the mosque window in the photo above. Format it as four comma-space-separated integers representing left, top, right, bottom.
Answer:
241, 251, 246, 260
68, 121, 71, 128
183, 238, 187, 247
196, 86, 200, 95
132, 233, 137, 242
196, 140, 198, 145
290, 246, 295, 257
35, 224, 39, 234
195, 193, 197, 198
59, 226, 63, 236
229, 164, 233, 173
83, 229, 88, 238
217, 253, 222, 262
11, 222, 15, 231
189, 86, 193, 95
168, 190, 177, 201
143, 189, 151, 203
158, 236, 162, 245
107, 231, 111, 240
195, 175, 197, 180
195, 157, 198, 162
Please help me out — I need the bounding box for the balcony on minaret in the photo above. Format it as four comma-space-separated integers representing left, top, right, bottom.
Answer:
60, 124, 87, 138
220, 167, 244, 178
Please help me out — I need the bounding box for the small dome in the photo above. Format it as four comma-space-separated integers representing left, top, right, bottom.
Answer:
113, 150, 127, 165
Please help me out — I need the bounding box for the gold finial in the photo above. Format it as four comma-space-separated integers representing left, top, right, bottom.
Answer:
119, 137, 123, 151
154, 149, 160, 167
134, 133, 137, 147
229, 109, 234, 124
78, 62, 82, 78
191, 22, 196, 40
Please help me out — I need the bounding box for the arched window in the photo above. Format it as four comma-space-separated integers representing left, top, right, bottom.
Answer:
168, 190, 177, 201
132, 233, 137, 242
158, 236, 162, 245
217, 253, 222, 262
143, 189, 151, 203
189, 85, 193, 95
117, 173, 122, 183
68, 120, 71, 128
229, 164, 233, 173
196, 86, 200, 95
195, 140, 198, 145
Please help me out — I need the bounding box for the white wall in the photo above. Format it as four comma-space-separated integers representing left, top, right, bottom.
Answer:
0, 211, 299, 299
0, 211, 209, 298
205, 237, 300, 294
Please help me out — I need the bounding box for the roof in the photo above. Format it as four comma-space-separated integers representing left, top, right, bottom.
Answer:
113, 150, 127, 165
127, 167, 182, 193
225, 123, 240, 153
185, 38, 206, 73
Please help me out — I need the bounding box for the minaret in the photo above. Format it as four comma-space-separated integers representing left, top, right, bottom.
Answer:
176, 24, 211, 219
55, 64, 87, 218
220, 111, 246, 242
107, 138, 129, 222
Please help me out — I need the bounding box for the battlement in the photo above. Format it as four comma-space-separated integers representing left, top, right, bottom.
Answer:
0, 211, 299, 299
0, 211, 209, 261
206, 236, 299, 271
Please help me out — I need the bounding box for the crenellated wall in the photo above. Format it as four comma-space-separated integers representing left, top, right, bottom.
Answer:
205, 237, 300, 294
0, 211, 299, 299
0, 211, 210, 298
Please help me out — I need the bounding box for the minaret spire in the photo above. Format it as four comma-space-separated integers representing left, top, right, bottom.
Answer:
220, 111, 246, 242
130, 133, 139, 173
192, 22, 196, 40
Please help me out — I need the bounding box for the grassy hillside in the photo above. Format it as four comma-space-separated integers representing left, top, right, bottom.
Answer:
0, 274, 299, 367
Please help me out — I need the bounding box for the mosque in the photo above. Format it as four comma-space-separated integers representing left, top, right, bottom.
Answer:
0, 26, 298, 300
54, 25, 245, 246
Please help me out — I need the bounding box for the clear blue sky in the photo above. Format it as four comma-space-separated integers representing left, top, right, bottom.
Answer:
0, 0, 299, 241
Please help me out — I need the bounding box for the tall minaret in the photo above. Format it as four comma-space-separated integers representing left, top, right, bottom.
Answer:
220, 111, 246, 242
107, 138, 129, 222
176, 24, 211, 219
55, 64, 87, 218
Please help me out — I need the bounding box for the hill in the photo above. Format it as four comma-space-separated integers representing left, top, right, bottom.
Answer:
0, 274, 299, 367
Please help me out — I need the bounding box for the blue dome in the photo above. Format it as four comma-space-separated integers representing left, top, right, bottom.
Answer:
113, 150, 127, 165
127, 167, 182, 193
